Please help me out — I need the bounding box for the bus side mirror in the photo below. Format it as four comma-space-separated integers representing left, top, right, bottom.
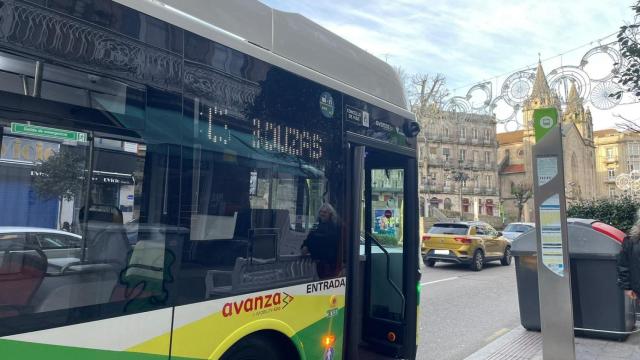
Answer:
404, 121, 420, 138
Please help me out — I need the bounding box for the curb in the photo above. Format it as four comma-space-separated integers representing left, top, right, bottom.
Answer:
464, 326, 541, 360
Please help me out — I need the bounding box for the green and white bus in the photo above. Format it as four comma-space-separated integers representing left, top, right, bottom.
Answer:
0, 0, 420, 359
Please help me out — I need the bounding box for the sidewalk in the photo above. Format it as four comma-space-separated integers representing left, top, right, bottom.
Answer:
464, 326, 640, 360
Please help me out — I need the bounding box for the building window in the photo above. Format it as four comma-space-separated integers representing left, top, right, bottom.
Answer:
444, 198, 452, 210
443, 128, 449, 138
608, 168, 615, 180
486, 175, 491, 187
628, 161, 640, 172
462, 179, 468, 188
606, 147, 614, 160
459, 149, 466, 161
443, 148, 450, 160
459, 128, 466, 139
609, 186, 616, 198
485, 129, 490, 140
629, 143, 640, 158
472, 151, 478, 162
472, 128, 478, 139
485, 151, 491, 163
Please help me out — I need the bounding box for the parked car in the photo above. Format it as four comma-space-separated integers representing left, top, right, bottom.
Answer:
502, 222, 535, 242
0, 227, 83, 269
422, 221, 511, 271
0, 227, 81, 251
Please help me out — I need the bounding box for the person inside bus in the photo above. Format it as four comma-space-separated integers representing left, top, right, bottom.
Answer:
301, 203, 340, 279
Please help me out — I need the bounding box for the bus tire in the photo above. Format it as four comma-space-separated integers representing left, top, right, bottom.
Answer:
220, 332, 296, 360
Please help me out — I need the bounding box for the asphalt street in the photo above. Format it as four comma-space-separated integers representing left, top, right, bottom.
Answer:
416, 260, 521, 360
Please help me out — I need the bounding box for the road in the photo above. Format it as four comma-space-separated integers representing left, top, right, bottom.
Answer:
417, 260, 521, 360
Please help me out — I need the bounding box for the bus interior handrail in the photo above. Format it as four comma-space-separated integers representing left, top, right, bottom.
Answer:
366, 232, 406, 316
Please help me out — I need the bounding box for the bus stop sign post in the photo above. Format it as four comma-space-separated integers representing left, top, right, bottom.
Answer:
532, 108, 576, 360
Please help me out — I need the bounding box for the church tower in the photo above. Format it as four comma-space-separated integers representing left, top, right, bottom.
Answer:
563, 82, 594, 146
522, 60, 562, 134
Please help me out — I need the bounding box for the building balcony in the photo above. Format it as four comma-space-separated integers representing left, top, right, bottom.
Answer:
471, 138, 479, 145
443, 186, 452, 193
458, 137, 467, 144
427, 157, 442, 166
425, 135, 454, 144
605, 177, 616, 183
604, 157, 618, 164
484, 162, 495, 170
483, 138, 491, 145
484, 188, 497, 196
423, 183, 441, 193
473, 187, 482, 194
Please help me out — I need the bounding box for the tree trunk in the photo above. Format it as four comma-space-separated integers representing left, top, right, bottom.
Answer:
517, 204, 523, 222
58, 196, 63, 229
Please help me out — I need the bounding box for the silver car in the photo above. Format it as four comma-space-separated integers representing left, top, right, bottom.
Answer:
502, 222, 535, 242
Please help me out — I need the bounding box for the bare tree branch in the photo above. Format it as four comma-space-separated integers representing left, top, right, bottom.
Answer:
614, 113, 640, 133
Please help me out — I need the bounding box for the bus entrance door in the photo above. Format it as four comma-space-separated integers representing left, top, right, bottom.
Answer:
346, 144, 419, 360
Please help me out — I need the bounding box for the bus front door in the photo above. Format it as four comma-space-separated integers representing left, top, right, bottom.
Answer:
346, 143, 419, 359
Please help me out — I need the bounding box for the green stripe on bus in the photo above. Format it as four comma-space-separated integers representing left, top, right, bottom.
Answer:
294, 307, 345, 359
0, 308, 345, 360
0, 339, 196, 360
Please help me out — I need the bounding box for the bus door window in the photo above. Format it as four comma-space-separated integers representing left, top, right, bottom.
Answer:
368, 167, 405, 322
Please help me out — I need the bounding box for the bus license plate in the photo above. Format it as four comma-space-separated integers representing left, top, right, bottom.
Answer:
434, 250, 449, 255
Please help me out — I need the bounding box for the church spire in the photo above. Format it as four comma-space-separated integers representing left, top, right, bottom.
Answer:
530, 60, 552, 99
565, 81, 582, 114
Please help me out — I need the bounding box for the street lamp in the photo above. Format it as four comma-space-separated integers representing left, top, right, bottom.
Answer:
446, 159, 470, 220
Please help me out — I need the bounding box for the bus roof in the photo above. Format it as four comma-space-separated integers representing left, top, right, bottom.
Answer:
114, 0, 413, 119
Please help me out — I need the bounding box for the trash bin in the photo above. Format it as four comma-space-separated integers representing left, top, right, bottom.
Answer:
511, 218, 635, 340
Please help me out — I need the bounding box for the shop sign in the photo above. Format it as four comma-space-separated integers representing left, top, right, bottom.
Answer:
1, 135, 60, 163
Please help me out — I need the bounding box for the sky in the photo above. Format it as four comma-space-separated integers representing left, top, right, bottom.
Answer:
260, 0, 638, 131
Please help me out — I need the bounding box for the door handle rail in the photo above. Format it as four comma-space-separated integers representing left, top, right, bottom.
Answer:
366, 232, 406, 315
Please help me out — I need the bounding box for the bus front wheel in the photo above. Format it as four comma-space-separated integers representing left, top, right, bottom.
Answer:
220, 332, 294, 360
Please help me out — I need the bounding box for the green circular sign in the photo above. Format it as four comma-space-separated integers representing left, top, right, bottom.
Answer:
320, 92, 335, 118
540, 116, 554, 129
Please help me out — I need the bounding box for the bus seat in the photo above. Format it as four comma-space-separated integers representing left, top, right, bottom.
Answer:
0, 249, 47, 312
84, 222, 130, 272
33, 264, 118, 313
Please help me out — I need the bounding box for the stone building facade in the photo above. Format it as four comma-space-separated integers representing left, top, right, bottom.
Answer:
593, 129, 640, 198
418, 111, 499, 219
497, 61, 597, 222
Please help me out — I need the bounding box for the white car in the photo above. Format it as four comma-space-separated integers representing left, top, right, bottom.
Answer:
0, 227, 82, 266
502, 222, 535, 242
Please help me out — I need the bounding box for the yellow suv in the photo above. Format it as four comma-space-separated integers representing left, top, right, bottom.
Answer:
422, 221, 511, 271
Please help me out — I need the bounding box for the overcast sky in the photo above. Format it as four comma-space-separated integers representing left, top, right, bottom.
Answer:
260, 0, 638, 130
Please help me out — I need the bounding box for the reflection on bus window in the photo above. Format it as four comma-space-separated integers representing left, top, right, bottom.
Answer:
176, 98, 344, 305
0, 131, 175, 321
